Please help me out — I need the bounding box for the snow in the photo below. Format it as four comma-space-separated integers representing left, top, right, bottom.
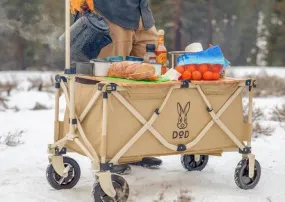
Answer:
0, 71, 58, 91
1, 69, 285, 202
226, 66, 285, 78
7, 91, 54, 110
1, 109, 285, 202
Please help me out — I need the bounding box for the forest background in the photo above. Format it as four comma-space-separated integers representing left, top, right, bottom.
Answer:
0, 0, 284, 71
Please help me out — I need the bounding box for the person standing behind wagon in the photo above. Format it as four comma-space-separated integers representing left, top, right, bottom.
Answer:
93, 0, 163, 174
94, 0, 158, 59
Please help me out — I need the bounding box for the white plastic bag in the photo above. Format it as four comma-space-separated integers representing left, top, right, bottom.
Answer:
162, 68, 181, 81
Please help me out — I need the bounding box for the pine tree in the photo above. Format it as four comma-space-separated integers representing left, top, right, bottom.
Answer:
150, 0, 274, 66
2, 0, 43, 70
1, 0, 65, 70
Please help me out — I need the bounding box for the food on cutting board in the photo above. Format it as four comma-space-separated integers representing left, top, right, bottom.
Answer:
107, 61, 159, 81
174, 63, 223, 81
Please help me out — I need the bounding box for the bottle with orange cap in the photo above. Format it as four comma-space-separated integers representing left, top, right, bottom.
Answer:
155, 29, 168, 75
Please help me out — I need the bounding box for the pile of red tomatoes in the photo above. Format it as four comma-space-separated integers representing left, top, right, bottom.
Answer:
175, 64, 223, 81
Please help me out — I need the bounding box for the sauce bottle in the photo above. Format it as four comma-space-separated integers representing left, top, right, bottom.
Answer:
155, 29, 168, 74
144, 44, 157, 63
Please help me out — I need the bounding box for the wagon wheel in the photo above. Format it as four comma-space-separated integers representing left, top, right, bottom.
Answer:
234, 159, 261, 190
93, 174, 129, 202
181, 154, 209, 171
46, 156, 81, 190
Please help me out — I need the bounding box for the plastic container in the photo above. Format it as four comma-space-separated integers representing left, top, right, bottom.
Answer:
75, 62, 94, 75
126, 56, 144, 62
90, 59, 111, 77
152, 63, 162, 76
105, 56, 124, 62
59, 13, 112, 62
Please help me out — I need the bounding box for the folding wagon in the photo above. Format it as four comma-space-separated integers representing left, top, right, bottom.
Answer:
46, 73, 261, 201
46, 1, 261, 201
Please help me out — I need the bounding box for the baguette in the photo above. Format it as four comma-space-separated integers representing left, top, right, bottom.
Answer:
108, 61, 157, 81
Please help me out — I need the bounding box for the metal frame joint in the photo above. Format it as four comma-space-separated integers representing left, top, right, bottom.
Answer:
239, 147, 251, 154
245, 79, 252, 86
98, 83, 117, 93
69, 119, 77, 125
100, 163, 114, 171
55, 147, 67, 155
106, 83, 117, 93
103, 92, 108, 99
177, 144, 186, 152
181, 80, 190, 88
55, 75, 67, 83
55, 82, 60, 89
253, 80, 257, 88
98, 83, 104, 91
55, 75, 61, 83
154, 108, 160, 115
64, 67, 76, 75
72, 119, 77, 125
207, 107, 213, 112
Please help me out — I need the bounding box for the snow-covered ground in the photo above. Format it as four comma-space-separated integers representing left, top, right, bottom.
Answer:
0, 68, 285, 202
226, 66, 285, 78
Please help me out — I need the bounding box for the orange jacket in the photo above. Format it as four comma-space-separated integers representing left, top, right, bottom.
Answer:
70, 0, 95, 14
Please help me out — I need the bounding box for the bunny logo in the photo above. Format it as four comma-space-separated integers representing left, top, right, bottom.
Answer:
177, 102, 190, 130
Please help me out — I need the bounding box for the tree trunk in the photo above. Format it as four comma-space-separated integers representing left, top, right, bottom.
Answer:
172, 0, 184, 51
15, 29, 25, 70
207, 0, 213, 46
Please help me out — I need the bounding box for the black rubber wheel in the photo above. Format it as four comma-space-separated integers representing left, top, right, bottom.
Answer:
93, 174, 129, 202
181, 154, 209, 171
234, 159, 261, 190
46, 156, 81, 190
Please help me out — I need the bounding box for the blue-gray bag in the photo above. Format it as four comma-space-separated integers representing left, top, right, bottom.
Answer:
177, 45, 231, 71
59, 11, 112, 62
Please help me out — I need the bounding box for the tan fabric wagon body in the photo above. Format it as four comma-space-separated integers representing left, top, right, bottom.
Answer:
56, 76, 250, 164
46, 1, 261, 197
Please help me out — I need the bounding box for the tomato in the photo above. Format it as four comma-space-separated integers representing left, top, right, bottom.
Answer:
212, 72, 220, 80
203, 71, 213, 80
175, 66, 185, 75
210, 64, 222, 73
182, 71, 192, 80
198, 64, 209, 74
192, 71, 202, 81
185, 64, 197, 73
